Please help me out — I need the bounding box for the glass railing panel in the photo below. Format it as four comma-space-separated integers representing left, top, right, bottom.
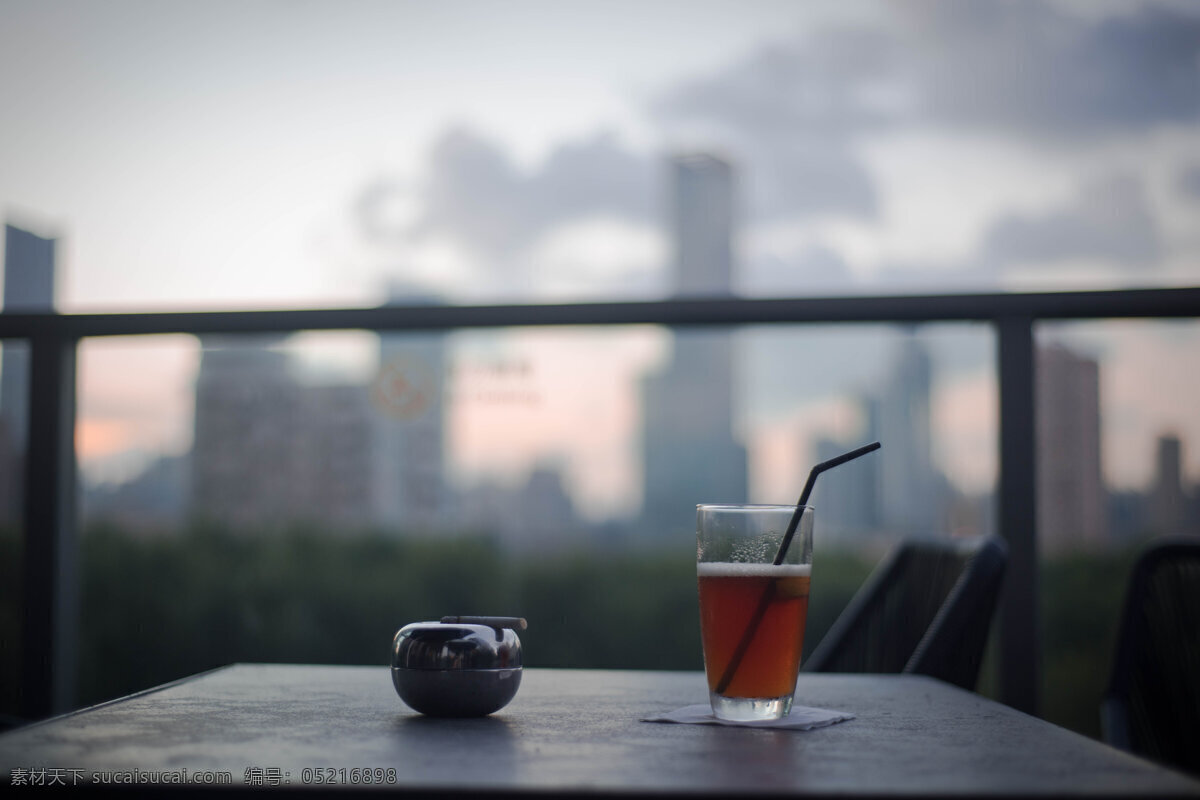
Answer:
74, 321, 997, 706
1035, 319, 1200, 739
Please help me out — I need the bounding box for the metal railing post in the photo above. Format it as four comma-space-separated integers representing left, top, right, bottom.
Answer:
19, 329, 78, 719
996, 315, 1040, 715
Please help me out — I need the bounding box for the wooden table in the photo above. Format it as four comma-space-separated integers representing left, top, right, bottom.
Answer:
1, 665, 1197, 796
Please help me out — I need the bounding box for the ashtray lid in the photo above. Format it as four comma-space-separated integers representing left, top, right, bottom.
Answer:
392, 615, 525, 671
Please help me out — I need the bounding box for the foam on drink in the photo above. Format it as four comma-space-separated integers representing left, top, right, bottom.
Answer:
697, 563, 811, 577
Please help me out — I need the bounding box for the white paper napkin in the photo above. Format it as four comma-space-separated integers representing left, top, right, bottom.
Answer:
642, 703, 855, 730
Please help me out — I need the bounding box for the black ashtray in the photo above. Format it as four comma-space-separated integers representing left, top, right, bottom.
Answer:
391, 615, 525, 717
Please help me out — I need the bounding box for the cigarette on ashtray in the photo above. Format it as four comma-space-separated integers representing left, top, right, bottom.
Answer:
441, 615, 528, 631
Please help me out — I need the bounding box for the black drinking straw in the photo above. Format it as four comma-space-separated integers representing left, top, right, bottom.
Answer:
713, 441, 881, 696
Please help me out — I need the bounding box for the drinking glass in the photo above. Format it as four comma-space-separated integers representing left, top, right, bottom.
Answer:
696, 504, 814, 721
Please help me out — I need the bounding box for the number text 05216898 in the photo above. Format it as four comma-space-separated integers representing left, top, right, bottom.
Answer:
300, 767, 398, 785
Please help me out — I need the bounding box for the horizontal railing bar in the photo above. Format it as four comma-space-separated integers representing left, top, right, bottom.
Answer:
0, 286, 1198, 339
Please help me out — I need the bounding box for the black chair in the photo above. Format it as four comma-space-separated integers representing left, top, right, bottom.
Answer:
803, 535, 1008, 691
1102, 537, 1200, 776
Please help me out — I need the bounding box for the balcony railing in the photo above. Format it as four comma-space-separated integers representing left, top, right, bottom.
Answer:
5, 285, 1200, 720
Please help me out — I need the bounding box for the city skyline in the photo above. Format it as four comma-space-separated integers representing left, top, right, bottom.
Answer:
71, 150, 1194, 542
69, 156, 1200, 547
77, 324, 1200, 551
2, 209, 1200, 544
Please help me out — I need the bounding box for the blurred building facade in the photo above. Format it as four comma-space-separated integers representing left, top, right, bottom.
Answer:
190, 315, 452, 534
371, 289, 450, 532
812, 332, 950, 540
0, 223, 57, 525
639, 154, 748, 536
190, 336, 374, 529
872, 334, 943, 537
1036, 343, 1107, 552
671, 153, 733, 298
1147, 434, 1191, 537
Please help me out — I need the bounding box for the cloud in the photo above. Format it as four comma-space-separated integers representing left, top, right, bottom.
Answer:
352, 128, 661, 297
656, 29, 905, 140
654, 29, 893, 222
656, 2, 1200, 163
352, 2, 1196, 294
900, 0, 1200, 137
981, 173, 1161, 267
740, 245, 855, 297
651, 1, 1200, 224
1178, 164, 1200, 201
355, 175, 421, 243
383, 128, 656, 260
525, 216, 668, 300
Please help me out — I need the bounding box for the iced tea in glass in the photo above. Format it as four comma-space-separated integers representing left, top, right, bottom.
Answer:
697, 504, 813, 721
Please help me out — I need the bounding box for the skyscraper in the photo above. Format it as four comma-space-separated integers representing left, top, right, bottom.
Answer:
371, 287, 449, 533
640, 154, 747, 536
0, 224, 57, 523
874, 333, 939, 536
806, 333, 948, 540
190, 289, 451, 535
670, 154, 733, 298
1, 224, 57, 452
1148, 434, 1188, 536
191, 336, 375, 530
1036, 343, 1106, 552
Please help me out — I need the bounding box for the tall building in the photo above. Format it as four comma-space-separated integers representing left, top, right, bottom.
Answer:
0, 223, 57, 524
2, 224, 55, 310
1, 224, 57, 452
874, 333, 940, 537
640, 154, 747, 536
1036, 343, 1106, 552
371, 287, 449, 533
191, 336, 375, 530
190, 290, 452, 535
1148, 434, 1189, 536
816, 333, 942, 540
670, 154, 733, 298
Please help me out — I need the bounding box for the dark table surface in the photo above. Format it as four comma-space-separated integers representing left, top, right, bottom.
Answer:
0, 665, 1197, 797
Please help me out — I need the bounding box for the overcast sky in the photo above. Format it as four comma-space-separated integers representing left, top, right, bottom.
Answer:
2, 0, 1198, 503
3, 0, 1198, 309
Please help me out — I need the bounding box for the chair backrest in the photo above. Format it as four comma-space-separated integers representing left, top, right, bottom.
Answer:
1102, 537, 1200, 775
803, 536, 1008, 691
